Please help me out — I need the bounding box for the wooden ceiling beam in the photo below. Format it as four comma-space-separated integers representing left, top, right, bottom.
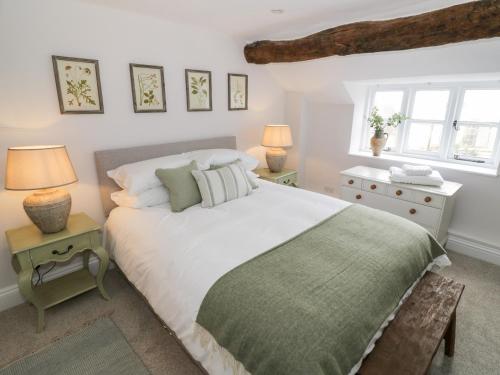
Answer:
244, 0, 500, 64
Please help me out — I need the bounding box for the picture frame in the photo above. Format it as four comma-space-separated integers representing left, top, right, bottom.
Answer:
129, 63, 166, 113
185, 69, 212, 111
52, 55, 104, 114
228, 73, 248, 110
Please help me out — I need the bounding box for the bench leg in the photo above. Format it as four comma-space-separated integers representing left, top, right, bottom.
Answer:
444, 310, 456, 357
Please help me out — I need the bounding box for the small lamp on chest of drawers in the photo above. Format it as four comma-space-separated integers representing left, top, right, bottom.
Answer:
4, 145, 78, 234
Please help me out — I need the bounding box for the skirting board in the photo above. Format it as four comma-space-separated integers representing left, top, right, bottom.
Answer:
0, 257, 106, 312
446, 231, 500, 266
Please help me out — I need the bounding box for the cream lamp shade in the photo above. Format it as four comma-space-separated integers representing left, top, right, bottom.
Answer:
261, 125, 293, 148
4, 145, 77, 234
261, 125, 293, 173
5, 145, 77, 190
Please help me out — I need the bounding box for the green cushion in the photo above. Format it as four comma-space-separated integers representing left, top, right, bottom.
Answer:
155, 161, 201, 212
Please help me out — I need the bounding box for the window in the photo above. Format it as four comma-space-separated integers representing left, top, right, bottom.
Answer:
362, 83, 500, 169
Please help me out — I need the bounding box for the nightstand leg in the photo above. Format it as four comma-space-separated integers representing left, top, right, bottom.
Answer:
92, 246, 110, 300
83, 250, 90, 270
37, 308, 45, 333
18, 268, 45, 332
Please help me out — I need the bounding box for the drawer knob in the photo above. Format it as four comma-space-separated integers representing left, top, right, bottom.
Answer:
370, 184, 377, 190
348, 179, 354, 185
424, 196, 432, 203
356, 194, 362, 200
396, 190, 403, 196
52, 245, 73, 256
409, 208, 417, 215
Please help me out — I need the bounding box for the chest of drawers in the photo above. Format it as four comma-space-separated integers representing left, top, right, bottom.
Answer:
340, 166, 462, 245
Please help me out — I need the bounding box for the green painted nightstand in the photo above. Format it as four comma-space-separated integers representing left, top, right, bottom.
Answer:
5, 213, 110, 332
255, 168, 298, 187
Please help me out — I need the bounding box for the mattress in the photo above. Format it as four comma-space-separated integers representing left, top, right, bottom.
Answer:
105, 179, 449, 374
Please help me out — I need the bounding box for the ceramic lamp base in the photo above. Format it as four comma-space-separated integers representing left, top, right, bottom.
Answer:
266, 148, 287, 173
23, 189, 71, 234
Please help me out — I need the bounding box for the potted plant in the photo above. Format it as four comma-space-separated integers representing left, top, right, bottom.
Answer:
367, 107, 407, 156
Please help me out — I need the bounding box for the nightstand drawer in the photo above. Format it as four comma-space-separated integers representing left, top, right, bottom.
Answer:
29, 233, 92, 266
277, 173, 297, 186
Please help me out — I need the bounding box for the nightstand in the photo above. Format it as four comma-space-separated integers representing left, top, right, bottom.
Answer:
255, 168, 297, 187
5, 213, 110, 332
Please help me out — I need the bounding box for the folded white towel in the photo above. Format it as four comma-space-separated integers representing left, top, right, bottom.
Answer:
402, 164, 433, 176
390, 166, 444, 187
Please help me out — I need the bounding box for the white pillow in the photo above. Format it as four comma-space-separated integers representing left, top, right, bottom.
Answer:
107, 154, 190, 194
184, 149, 259, 171
110, 186, 169, 208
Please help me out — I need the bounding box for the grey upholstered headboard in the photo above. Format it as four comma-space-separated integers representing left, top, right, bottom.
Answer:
94, 136, 237, 216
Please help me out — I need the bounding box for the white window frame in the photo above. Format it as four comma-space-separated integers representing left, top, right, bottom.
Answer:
360, 81, 500, 170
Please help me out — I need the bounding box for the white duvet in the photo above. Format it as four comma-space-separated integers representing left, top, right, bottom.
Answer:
105, 180, 350, 374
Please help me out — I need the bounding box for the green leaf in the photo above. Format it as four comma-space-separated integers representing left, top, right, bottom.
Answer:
192, 90, 198, 94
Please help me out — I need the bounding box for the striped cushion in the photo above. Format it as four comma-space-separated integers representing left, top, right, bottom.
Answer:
192, 162, 253, 208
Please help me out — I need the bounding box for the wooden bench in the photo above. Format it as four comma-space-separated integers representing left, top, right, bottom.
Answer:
359, 272, 464, 375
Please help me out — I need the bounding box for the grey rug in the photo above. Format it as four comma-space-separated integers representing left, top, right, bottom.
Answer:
0, 318, 150, 375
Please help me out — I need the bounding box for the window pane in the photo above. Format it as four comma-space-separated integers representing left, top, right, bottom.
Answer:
372, 91, 404, 119
406, 122, 443, 153
459, 89, 500, 123
453, 124, 498, 159
412, 90, 449, 121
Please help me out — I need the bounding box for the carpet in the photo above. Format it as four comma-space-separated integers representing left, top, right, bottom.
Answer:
0, 318, 150, 375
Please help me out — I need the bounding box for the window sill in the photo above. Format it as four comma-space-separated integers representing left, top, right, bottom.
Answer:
349, 151, 499, 177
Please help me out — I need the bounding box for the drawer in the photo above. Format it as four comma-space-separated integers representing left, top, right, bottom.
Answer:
277, 173, 297, 186
390, 201, 442, 228
414, 191, 444, 209
340, 187, 387, 210
362, 180, 387, 195
386, 185, 415, 202
29, 233, 92, 266
341, 175, 362, 189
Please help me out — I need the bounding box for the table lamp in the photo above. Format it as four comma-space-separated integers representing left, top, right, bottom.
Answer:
5, 145, 78, 234
261, 124, 293, 173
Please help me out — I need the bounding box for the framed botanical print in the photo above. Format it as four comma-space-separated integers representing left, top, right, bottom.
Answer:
185, 69, 212, 111
52, 55, 104, 114
228, 73, 248, 110
129, 63, 166, 113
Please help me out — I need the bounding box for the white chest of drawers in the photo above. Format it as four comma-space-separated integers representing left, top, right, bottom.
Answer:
340, 166, 462, 245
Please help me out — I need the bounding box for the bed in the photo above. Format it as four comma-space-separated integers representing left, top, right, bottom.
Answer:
95, 136, 450, 375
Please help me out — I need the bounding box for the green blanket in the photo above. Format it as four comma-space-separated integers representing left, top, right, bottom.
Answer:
196, 204, 447, 375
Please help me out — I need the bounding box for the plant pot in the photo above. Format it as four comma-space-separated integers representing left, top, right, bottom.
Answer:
370, 133, 388, 156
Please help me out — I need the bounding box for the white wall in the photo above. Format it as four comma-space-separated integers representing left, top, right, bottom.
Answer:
0, 0, 284, 308
267, 39, 500, 252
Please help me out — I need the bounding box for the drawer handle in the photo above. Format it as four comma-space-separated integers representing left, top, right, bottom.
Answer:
424, 196, 432, 203
370, 184, 377, 190
52, 245, 73, 256
396, 190, 403, 196
356, 194, 362, 200
348, 179, 354, 185
409, 208, 417, 215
